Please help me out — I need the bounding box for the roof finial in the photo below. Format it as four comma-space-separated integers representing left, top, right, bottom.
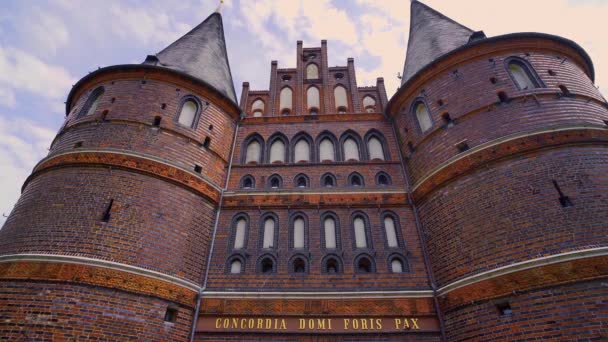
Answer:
215, 0, 224, 14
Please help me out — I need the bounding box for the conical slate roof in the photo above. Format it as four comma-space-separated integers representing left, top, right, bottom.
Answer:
401, 1, 475, 84
147, 11, 237, 104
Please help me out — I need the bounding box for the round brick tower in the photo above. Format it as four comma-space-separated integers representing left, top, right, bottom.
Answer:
387, 1, 608, 340
0, 11, 240, 341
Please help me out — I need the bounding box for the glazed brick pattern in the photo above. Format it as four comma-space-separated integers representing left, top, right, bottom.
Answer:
392, 50, 608, 184
0, 280, 192, 341
59, 78, 237, 187
417, 146, 608, 286
205, 207, 429, 291
0, 167, 216, 283
443, 280, 608, 341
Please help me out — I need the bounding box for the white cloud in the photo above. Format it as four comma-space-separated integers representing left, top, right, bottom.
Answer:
0, 88, 16, 108
0, 114, 56, 226
20, 8, 70, 56
0, 46, 75, 100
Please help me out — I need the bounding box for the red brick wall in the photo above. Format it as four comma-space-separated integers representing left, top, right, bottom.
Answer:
206, 206, 427, 290
392, 50, 608, 185
0, 280, 193, 341
58, 77, 237, 187
443, 280, 608, 341
0, 167, 216, 283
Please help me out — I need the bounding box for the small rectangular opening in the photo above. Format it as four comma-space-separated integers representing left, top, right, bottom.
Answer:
407, 142, 415, 153
442, 113, 454, 128
496, 302, 512, 316
456, 140, 470, 153
203, 137, 211, 149
164, 306, 178, 323
153, 116, 161, 127
194, 165, 202, 173
74, 141, 83, 148
498, 91, 509, 103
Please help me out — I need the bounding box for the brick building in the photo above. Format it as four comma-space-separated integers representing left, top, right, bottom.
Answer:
1, 1, 606, 341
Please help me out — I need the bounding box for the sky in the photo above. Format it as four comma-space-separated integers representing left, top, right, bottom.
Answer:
0, 0, 607, 224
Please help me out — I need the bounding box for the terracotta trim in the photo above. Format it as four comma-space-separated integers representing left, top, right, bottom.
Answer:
0, 255, 200, 307
437, 246, 608, 295
222, 191, 408, 208
232, 160, 401, 169
26, 149, 222, 203
201, 290, 434, 299
438, 251, 608, 310
411, 126, 608, 200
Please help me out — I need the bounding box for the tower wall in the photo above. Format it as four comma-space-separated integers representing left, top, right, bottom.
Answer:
388, 37, 608, 340
0, 67, 240, 340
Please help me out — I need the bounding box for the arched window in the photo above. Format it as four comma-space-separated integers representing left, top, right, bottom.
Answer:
362, 96, 376, 113
334, 86, 348, 111
319, 138, 335, 162
259, 255, 276, 273
388, 254, 408, 273
414, 101, 432, 133
245, 140, 262, 164
240, 175, 255, 189
375, 172, 391, 186
78, 87, 105, 118
291, 256, 307, 273
233, 217, 248, 249
178, 99, 199, 128
322, 255, 342, 274
367, 136, 385, 160
251, 99, 264, 117
292, 215, 307, 249
355, 254, 375, 273
230, 259, 242, 274
268, 174, 282, 189
321, 173, 336, 187
280, 87, 293, 112
295, 174, 309, 188
262, 217, 276, 249
507, 59, 540, 90
348, 172, 364, 187
306, 64, 319, 79
391, 258, 403, 273
307, 86, 320, 112
343, 138, 360, 161
323, 216, 337, 249
269, 139, 286, 163
384, 216, 399, 248
353, 216, 368, 248
294, 138, 311, 163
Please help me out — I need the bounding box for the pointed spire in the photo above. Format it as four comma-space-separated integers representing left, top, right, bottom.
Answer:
401, 1, 475, 85
215, 0, 224, 14
147, 10, 237, 104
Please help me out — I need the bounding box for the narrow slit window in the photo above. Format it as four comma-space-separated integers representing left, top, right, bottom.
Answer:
234, 218, 247, 249
384, 216, 398, 248
307, 87, 320, 111
354, 216, 367, 248
362, 96, 376, 113
262, 218, 275, 249
306, 64, 319, 79
324, 217, 337, 249
293, 217, 305, 249
251, 99, 264, 117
